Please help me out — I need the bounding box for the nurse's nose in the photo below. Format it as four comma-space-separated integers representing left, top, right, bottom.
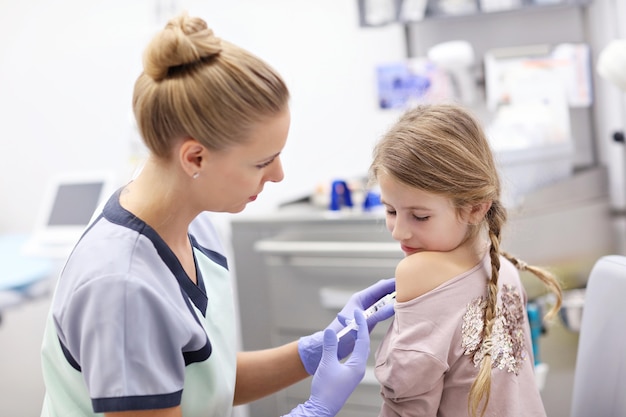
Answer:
266, 157, 284, 183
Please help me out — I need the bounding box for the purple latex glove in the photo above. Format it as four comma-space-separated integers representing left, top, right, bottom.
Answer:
285, 310, 369, 417
298, 278, 395, 375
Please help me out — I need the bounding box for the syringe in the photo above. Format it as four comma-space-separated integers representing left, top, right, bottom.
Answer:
336, 291, 397, 340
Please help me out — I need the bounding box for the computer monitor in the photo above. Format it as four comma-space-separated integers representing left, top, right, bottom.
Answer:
23, 171, 117, 258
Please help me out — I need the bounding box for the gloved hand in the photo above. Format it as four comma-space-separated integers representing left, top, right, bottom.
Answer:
298, 278, 395, 375
285, 310, 369, 417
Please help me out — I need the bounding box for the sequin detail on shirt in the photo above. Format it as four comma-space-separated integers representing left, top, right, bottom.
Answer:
461, 285, 528, 374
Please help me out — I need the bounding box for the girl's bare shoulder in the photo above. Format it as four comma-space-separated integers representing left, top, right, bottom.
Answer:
395, 251, 465, 302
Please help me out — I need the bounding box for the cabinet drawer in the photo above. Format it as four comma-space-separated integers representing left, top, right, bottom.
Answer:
253, 232, 399, 416
260, 250, 400, 333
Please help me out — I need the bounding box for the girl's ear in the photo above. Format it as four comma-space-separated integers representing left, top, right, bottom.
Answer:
179, 138, 206, 178
468, 201, 492, 225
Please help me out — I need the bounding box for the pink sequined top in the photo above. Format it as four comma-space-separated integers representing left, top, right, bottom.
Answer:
374, 253, 546, 417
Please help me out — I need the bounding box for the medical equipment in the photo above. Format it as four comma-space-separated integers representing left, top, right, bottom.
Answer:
336, 291, 396, 340
427, 41, 476, 105
22, 171, 117, 259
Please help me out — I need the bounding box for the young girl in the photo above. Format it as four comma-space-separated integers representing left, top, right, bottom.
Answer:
369, 103, 562, 417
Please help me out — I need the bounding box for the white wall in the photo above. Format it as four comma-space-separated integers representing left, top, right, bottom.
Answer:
0, 0, 146, 232
0, 0, 407, 234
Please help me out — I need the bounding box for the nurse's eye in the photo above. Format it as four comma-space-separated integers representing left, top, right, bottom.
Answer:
255, 159, 274, 169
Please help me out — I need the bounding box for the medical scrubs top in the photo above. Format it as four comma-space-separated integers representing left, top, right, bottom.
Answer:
40, 190, 237, 417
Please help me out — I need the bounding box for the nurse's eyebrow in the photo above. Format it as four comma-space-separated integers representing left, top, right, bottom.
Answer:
256, 152, 281, 168
259, 152, 281, 163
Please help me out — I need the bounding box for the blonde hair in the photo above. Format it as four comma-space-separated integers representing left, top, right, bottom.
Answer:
132, 13, 289, 158
369, 103, 562, 417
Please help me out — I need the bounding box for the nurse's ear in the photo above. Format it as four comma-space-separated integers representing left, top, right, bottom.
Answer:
179, 137, 207, 179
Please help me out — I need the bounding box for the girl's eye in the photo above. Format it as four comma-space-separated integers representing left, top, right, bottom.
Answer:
385, 208, 396, 216
414, 215, 430, 222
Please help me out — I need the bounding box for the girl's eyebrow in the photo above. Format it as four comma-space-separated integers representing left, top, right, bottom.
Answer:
381, 199, 431, 211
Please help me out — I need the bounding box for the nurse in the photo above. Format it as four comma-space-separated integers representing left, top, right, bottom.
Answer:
39, 12, 395, 417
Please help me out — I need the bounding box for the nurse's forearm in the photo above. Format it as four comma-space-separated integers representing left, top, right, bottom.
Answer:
234, 341, 309, 405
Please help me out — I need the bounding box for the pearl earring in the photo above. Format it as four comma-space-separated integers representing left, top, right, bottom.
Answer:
192, 172, 200, 179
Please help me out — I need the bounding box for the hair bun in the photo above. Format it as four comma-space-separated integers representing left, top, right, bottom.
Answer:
143, 13, 222, 81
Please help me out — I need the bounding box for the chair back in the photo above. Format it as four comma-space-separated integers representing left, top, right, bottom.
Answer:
570, 255, 626, 417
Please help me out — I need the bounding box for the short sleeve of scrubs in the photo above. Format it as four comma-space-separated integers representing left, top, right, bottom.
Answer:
59, 269, 207, 412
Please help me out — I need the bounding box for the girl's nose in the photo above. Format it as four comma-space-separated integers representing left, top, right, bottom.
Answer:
390, 217, 412, 241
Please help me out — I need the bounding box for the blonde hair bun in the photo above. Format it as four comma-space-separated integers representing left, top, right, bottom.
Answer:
143, 13, 222, 81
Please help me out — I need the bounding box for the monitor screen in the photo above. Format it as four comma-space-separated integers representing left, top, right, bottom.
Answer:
47, 182, 105, 226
